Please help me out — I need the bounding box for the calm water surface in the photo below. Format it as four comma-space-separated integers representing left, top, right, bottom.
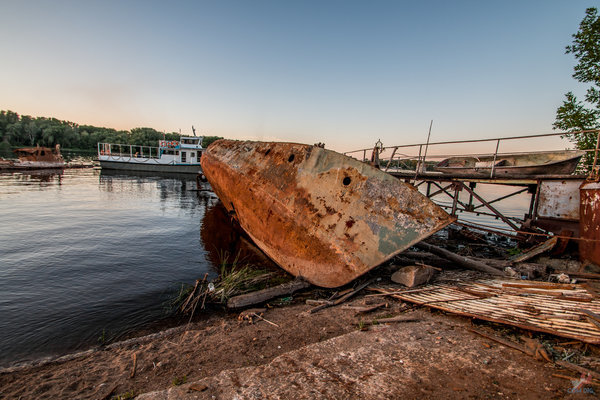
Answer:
0, 168, 530, 367
0, 168, 236, 367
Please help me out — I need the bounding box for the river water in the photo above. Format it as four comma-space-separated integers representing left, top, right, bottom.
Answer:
0, 168, 257, 367
0, 168, 530, 368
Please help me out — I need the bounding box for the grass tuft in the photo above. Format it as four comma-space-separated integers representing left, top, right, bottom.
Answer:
174, 250, 284, 317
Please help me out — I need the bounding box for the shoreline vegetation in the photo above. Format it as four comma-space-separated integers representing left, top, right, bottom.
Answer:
0, 110, 223, 156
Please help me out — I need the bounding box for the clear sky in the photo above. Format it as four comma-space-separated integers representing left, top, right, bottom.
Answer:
0, 0, 595, 152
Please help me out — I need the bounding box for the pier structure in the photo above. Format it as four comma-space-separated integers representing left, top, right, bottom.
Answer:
344, 130, 600, 243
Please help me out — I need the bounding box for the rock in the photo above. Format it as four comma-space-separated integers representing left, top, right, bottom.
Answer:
556, 273, 570, 284
391, 265, 435, 287
512, 263, 548, 279
504, 266, 518, 278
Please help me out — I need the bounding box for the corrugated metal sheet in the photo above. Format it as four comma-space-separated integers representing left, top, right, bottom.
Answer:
376, 279, 600, 343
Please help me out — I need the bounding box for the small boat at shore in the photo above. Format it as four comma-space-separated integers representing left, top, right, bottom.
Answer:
434, 150, 586, 177
0, 145, 65, 170
201, 140, 454, 288
97, 136, 203, 174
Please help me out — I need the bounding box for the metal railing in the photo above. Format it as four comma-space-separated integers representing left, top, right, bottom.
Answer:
97, 143, 161, 159
344, 129, 600, 179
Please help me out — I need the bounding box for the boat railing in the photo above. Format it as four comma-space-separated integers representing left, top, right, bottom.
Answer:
343, 129, 600, 178
97, 143, 163, 160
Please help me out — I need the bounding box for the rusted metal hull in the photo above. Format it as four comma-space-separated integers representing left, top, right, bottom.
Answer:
580, 181, 600, 265
435, 150, 585, 177
201, 140, 454, 287
2, 145, 65, 170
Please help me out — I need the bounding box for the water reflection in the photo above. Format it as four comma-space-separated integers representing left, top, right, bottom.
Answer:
201, 201, 278, 270
0, 169, 237, 367
0, 169, 64, 186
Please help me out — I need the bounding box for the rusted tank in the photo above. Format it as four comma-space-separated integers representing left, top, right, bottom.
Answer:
201, 140, 454, 288
580, 180, 600, 265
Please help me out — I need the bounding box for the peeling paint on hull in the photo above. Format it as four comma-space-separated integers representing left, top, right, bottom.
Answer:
201, 140, 454, 288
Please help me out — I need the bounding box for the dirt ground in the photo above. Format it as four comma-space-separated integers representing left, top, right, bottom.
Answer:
1, 282, 598, 400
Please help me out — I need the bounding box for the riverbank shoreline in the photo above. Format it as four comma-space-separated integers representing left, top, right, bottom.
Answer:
2, 270, 599, 399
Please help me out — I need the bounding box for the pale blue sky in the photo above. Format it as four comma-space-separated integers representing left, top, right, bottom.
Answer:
0, 1, 595, 151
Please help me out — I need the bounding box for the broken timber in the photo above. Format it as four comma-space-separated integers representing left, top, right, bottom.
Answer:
227, 278, 311, 309
201, 140, 454, 287
414, 242, 503, 276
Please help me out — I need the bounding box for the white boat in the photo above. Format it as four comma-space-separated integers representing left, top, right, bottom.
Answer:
97, 136, 204, 174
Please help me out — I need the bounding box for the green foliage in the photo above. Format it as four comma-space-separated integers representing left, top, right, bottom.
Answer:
98, 329, 107, 345
111, 390, 135, 400
506, 246, 521, 256
0, 110, 218, 151
554, 8, 600, 172
172, 376, 187, 386
215, 251, 273, 303
202, 135, 223, 148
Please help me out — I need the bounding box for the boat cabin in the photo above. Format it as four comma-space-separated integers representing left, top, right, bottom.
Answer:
14, 144, 63, 163
158, 136, 203, 164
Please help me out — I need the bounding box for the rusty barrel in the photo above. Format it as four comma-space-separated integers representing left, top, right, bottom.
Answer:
580, 180, 600, 265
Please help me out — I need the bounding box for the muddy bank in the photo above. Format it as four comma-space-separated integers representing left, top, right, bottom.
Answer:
1, 274, 598, 399
2, 229, 600, 399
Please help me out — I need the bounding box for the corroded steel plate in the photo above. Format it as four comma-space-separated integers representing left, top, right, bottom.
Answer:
201, 140, 454, 287
580, 180, 600, 265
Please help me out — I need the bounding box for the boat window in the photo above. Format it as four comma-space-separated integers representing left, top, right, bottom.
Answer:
191, 152, 195, 158
197, 152, 201, 162
181, 151, 187, 162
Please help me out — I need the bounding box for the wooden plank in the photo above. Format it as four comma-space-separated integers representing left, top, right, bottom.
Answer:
510, 237, 558, 263
390, 279, 600, 343
502, 282, 577, 290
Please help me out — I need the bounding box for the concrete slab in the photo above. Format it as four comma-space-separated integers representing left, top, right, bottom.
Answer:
138, 312, 560, 399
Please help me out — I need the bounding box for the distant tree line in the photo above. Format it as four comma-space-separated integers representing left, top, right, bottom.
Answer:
0, 110, 223, 151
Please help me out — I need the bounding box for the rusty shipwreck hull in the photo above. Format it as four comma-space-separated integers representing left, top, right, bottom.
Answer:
201, 140, 454, 288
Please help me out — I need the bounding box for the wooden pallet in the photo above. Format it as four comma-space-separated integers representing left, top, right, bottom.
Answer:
375, 279, 600, 343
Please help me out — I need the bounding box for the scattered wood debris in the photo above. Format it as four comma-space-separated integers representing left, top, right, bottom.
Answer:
415, 242, 503, 276
308, 278, 377, 314
555, 360, 600, 381
375, 315, 420, 324
391, 265, 435, 287
129, 352, 137, 379
342, 302, 388, 314
353, 315, 420, 328
374, 278, 600, 343
510, 237, 558, 263
227, 278, 310, 308
238, 308, 267, 324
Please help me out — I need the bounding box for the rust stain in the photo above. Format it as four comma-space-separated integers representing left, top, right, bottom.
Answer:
580, 181, 600, 265
201, 140, 454, 287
